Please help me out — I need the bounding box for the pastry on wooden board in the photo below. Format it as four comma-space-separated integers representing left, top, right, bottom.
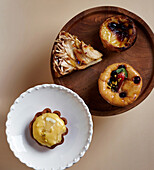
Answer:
98, 63, 142, 107
100, 15, 137, 52
52, 31, 103, 77
29, 108, 68, 149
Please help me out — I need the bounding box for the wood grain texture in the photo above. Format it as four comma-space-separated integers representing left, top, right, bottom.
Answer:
51, 6, 154, 116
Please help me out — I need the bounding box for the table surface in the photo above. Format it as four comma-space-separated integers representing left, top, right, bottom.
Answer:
0, 0, 153, 170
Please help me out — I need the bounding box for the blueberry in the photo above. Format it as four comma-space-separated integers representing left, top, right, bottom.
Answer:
121, 24, 127, 31
115, 30, 120, 34
133, 76, 141, 84
128, 24, 133, 29
108, 77, 114, 85
118, 65, 126, 69
111, 70, 117, 77
108, 22, 117, 31
112, 23, 117, 27
119, 92, 127, 98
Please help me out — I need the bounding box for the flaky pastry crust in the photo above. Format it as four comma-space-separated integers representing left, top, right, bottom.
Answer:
98, 63, 142, 107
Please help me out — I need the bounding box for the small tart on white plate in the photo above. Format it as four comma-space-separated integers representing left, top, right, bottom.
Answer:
29, 108, 68, 149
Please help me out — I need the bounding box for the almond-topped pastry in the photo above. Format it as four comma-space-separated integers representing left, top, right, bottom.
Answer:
100, 15, 137, 52
29, 108, 68, 149
98, 63, 142, 107
52, 31, 103, 77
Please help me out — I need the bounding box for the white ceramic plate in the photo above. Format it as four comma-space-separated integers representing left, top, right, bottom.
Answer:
6, 84, 93, 170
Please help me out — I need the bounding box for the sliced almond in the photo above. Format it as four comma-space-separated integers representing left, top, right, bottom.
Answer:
52, 31, 103, 77
73, 48, 92, 65
81, 41, 103, 59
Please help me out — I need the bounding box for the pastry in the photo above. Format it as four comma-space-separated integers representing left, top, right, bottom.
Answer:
29, 108, 68, 149
98, 63, 142, 107
100, 15, 137, 52
52, 31, 103, 77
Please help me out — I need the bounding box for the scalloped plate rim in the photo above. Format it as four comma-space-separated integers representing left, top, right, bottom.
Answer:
6, 84, 93, 170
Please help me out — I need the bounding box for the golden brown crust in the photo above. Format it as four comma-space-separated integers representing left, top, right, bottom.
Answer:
98, 63, 142, 107
52, 31, 103, 77
29, 108, 68, 149
99, 15, 137, 52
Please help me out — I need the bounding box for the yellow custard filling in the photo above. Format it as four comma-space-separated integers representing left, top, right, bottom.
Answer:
32, 113, 66, 147
100, 26, 127, 47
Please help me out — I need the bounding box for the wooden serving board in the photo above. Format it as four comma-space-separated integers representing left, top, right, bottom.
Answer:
50, 6, 154, 116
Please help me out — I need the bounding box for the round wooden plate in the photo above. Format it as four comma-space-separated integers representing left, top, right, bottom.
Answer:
50, 6, 154, 116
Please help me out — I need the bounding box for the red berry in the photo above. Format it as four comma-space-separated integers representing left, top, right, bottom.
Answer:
115, 72, 125, 91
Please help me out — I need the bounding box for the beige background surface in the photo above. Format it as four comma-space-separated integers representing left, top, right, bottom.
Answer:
0, 0, 154, 170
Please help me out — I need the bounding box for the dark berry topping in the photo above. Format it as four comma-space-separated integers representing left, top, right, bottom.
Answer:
108, 21, 133, 42
133, 76, 141, 84
108, 22, 117, 31
109, 77, 115, 82
111, 70, 117, 77
119, 92, 127, 98
118, 65, 126, 69
108, 67, 128, 92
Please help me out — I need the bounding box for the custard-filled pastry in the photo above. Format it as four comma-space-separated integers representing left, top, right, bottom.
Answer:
100, 15, 137, 52
98, 63, 142, 107
52, 31, 103, 77
29, 108, 68, 149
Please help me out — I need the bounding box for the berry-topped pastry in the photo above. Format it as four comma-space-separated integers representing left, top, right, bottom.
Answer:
100, 15, 137, 52
98, 63, 142, 107
29, 108, 68, 149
